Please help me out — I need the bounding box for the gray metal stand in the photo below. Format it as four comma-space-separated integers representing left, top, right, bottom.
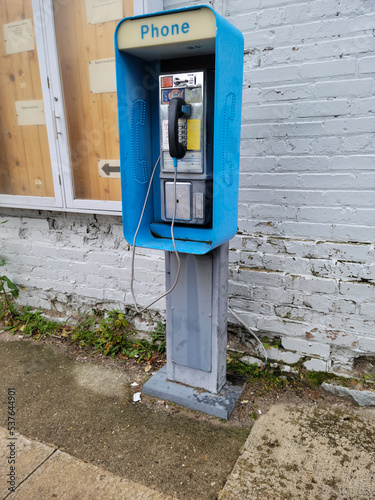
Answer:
142, 242, 245, 419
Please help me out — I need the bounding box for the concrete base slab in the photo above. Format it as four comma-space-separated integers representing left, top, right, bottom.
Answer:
218, 404, 375, 500
142, 366, 246, 419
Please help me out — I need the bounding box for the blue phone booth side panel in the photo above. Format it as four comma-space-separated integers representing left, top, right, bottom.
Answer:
212, 10, 244, 248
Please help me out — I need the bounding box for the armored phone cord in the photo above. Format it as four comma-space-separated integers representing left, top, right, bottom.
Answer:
130, 154, 181, 314
228, 307, 268, 371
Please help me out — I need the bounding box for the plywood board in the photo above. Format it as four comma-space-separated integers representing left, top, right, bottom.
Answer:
15, 100, 46, 126
0, 0, 54, 198
85, 0, 123, 25
54, 0, 132, 201
3, 19, 34, 55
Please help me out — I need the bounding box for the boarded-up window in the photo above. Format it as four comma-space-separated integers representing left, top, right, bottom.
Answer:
0, 0, 54, 197
54, 0, 133, 201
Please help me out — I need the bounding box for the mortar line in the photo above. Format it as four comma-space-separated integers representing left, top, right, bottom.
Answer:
3, 446, 58, 500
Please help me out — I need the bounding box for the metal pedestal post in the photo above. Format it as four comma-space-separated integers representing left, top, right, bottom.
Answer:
142, 242, 245, 419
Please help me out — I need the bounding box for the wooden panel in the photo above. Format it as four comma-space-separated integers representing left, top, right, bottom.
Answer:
0, 0, 54, 197
54, 0, 133, 201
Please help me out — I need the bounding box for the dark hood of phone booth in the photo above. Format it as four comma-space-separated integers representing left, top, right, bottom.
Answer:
115, 6, 244, 254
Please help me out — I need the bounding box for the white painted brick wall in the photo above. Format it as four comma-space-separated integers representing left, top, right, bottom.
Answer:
1, 0, 374, 375
0, 210, 166, 324
222, 0, 375, 374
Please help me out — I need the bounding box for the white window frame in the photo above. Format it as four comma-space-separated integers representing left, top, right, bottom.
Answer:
134, 0, 163, 15
0, 0, 164, 215
0, 0, 64, 210
0, 0, 122, 215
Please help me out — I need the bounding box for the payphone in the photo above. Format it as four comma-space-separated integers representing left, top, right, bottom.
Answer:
159, 70, 213, 226
115, 5, 244, 255
115, 6, 245, 418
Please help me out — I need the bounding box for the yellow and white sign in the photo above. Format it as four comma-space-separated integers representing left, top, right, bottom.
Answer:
3, 19, 34, 55
15, 100, 46, 126
85, 0, 123, 25
89, 58, 116, 94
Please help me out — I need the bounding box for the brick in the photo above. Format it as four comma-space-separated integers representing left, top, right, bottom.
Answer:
360, 303, 375, 320
242, 103, 293, 121
244, 64, 299, 85
250, 204, 297, 221
331, 224, 375, 243
339, 281, 375, 301
287, 276, 338, 295
357, 336, 375, 353
278, 221, 334, 240
301, 59, 356, 80
103, 288, 126, 302
293, 99, 348, 118
231, 12, 258, 32
303, 358, 330, 372
242, 121, 325, 139
239, 156, 277, 173
258, 7, 283, 28
257, 317, 308, 337
330, 154, 375, 170
282, 337, 331, 358
314, 78, 373, 98
266, 346, 301, 364
20, 217, 50, 231
324, 117, 375, 135
238, 268, 285, 287
251, 285, 294, 306
341, 135, 373, 153
261, 83, 311, 102
276, 155, 331, 172
358, 56, 375, 74
57, 248, 87, 260
86, 251, 121, 265
243, 24, 292, 47
326, 315, 375, 337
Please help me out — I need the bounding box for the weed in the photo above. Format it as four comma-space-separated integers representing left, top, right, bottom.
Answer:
6, 308, 61, 338
0, 297, 167, 363
304, 371, 347, 387
151, 321, 166, 352
0, 223, 19, 321
122, 338, 155, 362
261, 336, 281, 350
70, 310, 132, 357
227, 356, 289, 390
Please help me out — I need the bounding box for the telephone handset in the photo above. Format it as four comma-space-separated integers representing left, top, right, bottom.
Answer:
159, 71, 213, 226
168, 97, 191, 160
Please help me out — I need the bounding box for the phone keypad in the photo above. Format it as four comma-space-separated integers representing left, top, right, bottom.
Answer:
178, 123, 187, 148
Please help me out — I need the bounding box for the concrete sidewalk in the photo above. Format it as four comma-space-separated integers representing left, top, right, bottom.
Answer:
1, 403, 375, 499
1, 336, 374, 499
219, 404, 375, 500
0, 427, 174, 499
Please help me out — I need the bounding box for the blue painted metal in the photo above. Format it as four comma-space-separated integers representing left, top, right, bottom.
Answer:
115, 5, 244, 254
